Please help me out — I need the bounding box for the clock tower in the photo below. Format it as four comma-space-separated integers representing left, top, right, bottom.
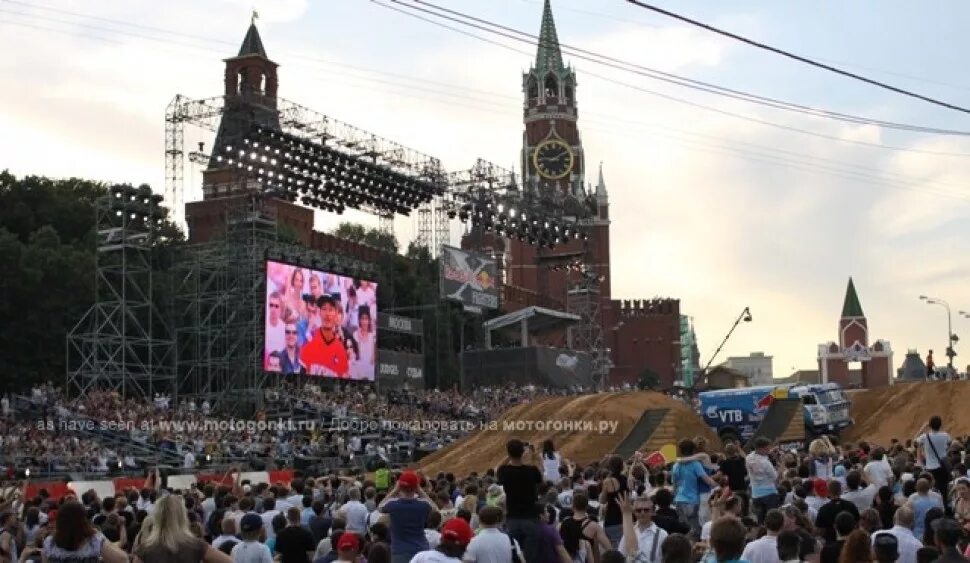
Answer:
520, 0, 584, 196
506, 0, 612, 338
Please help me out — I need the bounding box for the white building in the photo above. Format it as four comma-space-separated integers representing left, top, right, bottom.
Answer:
724, 352, 774, 386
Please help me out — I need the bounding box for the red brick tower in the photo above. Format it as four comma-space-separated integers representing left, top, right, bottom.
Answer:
818, 278, 893, 388
506, 0, 611, 319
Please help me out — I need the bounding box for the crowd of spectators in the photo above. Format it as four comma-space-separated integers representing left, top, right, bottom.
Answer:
3, 412, 970, 563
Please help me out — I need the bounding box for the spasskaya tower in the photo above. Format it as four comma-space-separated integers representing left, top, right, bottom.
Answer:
507, 0, 612, 327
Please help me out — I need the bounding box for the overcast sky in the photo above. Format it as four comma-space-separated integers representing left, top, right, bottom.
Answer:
2, 0, 969, 378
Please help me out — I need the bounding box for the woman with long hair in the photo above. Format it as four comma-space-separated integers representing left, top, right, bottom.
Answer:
838, 529, 872, 563
600, 455, 629, 548
132, 495, 231, 563
22, 507, 45, 549
41, 501, 127, 563
952, 479, 970, 530
541, 440, 562, 484
286, 267, 307, 319
809, 437, 837, 480
874, 486, 898, 531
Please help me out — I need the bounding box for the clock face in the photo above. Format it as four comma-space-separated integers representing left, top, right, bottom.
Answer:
533, 140, 574, 180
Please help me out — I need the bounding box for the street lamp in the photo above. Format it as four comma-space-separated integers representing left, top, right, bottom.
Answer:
702, 306, 753, 373
920, 295, 956, 368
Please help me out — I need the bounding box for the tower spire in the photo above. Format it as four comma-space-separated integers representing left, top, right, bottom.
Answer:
841, 277, 864, 318
595, 161, 608, 198
238, 19, 267, 58
535, 0, 564, 75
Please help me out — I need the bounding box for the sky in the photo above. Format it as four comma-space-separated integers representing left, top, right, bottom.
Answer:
1, 0, 969, 378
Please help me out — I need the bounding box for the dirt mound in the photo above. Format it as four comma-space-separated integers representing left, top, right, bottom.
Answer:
844, 381, 970, 445
416, 392, 718, 476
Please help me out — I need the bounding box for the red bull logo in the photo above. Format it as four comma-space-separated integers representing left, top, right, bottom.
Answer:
754, 393, 774, 413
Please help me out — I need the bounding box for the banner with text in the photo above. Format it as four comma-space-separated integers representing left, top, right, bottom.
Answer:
377, 349, 425, 390
378, 313, 423, 336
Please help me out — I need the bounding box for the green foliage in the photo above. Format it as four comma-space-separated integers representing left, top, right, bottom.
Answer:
0, 171, 184, 392
332, 222, 399, 254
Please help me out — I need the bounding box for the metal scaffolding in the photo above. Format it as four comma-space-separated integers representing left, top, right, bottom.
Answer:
66, 187, 175, 402
566, 270, 608, 389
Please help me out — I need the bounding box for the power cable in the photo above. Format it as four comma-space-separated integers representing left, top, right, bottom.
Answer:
625, 0, 970, 115
396, 0, 970, 135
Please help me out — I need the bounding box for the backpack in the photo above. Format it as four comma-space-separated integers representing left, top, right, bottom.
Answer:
560, 517, 591, 557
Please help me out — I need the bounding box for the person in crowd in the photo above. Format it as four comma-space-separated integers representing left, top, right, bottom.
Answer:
872, 508, 921, 563
747, 437, 781, 525
839, 529, 872, 563
843, 471, 878, 514
280, 322, 306, 375
618, 492, 667, 563
741, 509, 784, 563
709, 517, 748, 563
541, 440, 563, 484
816, 482, 860, 544
562, 492, 610, 563
600, 454, 631, 547
351, 307, 375, 379
809, 437, 838, 480
906, 480, 944, 540
379, 470, 436, 563
865, 449, 895, 489
301, 295, 350, 378
928, 518, 967, 563
875, 534, 902, 563
133, 494, 231, 563
651, 488, 690, 536
212, 518, 238, 551
463, 506, 523, 563
672, 439, 718, 538
875, 486, 899, 531
41, 501, 127, 563
916, 547, 939, 563
309, 501, 333, 546
338, 488, 369, 536
497, 439, 542, 563
820, 512, 857, 563
776, 530, 802, 563
230, 512, 273, 563
275, 506, 317, 563
951, 479, 970, 530
660, 534, 693, 563
265, 291, 287, 369
719, 443, 749, 516
410, 518, 474, 563
914, 417, 951, 511
261, 497, 282, 542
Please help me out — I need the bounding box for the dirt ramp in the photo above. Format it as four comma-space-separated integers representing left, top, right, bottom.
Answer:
416, 392, 717, 477
844, 381, 970, 445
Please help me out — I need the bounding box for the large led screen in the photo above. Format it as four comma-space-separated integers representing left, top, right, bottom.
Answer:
264, 260, 377, 380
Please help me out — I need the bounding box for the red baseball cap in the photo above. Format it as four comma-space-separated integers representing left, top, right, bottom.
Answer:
337, 532, 360, 551
398, 470, 420, 490
441, 518, 474, 546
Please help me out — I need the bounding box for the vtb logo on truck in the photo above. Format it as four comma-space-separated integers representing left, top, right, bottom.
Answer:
706, 407, 744, 423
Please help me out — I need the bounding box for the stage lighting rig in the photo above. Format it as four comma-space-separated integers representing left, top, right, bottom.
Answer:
217, 126, 445, 218
108, 184, 168, 229
453, 198, 588, 249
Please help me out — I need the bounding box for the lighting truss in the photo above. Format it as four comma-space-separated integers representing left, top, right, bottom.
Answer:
442, 159, 589, 250
107, 184, 169, 229
216, 126, 444, 217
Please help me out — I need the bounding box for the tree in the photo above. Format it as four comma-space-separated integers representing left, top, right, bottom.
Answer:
637, 367, 661, 390
332, 222, 398, 254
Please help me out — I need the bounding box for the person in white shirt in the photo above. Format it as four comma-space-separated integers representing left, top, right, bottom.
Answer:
231, 513, 274, 563
260, 497, 282, 541
871, 507, 921, 563
212, 518, 238, 551
338, 488, 369, 534
183, 450, 196, 469
865, 449, 895, 488
619, 495, 667, 563
463, 506, 523, 563
540, 440, 562, 483
741, 509, 784, 563
842, 470, 878, 514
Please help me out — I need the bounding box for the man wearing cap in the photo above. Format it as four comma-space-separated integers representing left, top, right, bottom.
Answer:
872, 508, 921, 563
334, 532, 362, 563
930, 518, 968, 563
411, 518, 474, 563
301, 295, 350, 378
232, 512, 274, 563
380, 471, 437, 563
